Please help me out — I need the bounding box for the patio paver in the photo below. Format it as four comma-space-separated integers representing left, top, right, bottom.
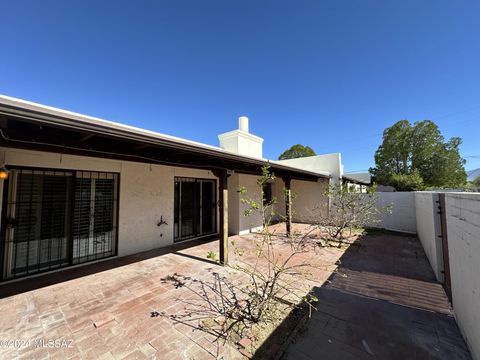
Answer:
0, 224, 344, 359
0, 227, 472, 359
281, 231, 472, 360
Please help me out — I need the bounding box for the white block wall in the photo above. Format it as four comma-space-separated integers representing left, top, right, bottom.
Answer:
414, 192, 444, 282
444, 193, 480, 360
0, 147, 219, 257
370, 192, 417, 234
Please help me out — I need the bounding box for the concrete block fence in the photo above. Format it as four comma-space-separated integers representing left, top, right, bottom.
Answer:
371, 191, 480, 360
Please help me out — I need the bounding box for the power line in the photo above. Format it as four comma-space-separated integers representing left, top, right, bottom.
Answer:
344, 169, 370, 173
433, 104, 480, 120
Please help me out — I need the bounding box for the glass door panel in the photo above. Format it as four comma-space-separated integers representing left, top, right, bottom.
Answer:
201, 181, 215, 234
179, 180, 196, 239
4, 170, 72, 279
2, 169, 118, 281
174, 177, 216, 242
72, 173, 117, 264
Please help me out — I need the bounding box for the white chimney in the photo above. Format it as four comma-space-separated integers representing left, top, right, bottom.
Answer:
218, 116, 263, 158
239, 116, 249, 133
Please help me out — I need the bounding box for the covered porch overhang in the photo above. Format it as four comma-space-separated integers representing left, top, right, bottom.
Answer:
0, 99, 329, 265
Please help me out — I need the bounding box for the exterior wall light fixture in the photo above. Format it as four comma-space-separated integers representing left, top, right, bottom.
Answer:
0, 166, 9, 180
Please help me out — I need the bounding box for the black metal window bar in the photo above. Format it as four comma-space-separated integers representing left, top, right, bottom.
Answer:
174, 177, 217, 242
2, 168, 118, 280
72, 171, 118, 265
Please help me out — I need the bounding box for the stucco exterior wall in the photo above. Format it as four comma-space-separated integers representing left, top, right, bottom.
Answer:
272, 178, 286, 220
237, 174, 263, 234
414, 192, 444, 282
218, 130, 263, 158
0, 147, 218, 258
276, 153, 342, 183
270, 177, 329, 224
444, 193, 480, 360
290, 178, 329, 223
224, 174, 328, 235
227, 173, 240, 235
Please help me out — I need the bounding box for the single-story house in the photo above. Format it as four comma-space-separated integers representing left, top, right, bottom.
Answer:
0, 95, 368, 282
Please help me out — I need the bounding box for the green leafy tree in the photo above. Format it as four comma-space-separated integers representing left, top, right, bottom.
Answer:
278, 144, 316, 160
388, 171, 424, 191
370, 120, 466, 190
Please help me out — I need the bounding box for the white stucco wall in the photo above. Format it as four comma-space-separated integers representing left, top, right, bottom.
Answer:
444, 193, 480, 360
237, 174, 263, 234
218, 130, 263, 159
414, 192, 444, 282
227, 173, 240, 235
0, 147, 218, 258
369, 192, 417, 234
276, 153, 342, 183
290, 178, 329, 223
227, 174, 328, 234
272, 178, 286, 220
225, 173, 265, 235
271, 177, 329, 224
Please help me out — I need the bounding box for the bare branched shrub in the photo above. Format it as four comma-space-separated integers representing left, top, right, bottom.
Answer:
162, 166, 321, 352
315, 184, 392, 242
234, 166, 319, 324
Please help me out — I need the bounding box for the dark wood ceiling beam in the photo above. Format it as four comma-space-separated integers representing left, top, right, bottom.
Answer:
80, 133, 95, 142
134, 144, 150, 150
1, 118, 324, 182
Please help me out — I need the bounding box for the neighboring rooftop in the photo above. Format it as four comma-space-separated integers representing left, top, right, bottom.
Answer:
343, 172, 372, 185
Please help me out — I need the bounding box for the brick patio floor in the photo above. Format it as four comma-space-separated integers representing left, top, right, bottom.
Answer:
0, 226, 471, 359
0, 224, 344, 360
281, 231, 472, 360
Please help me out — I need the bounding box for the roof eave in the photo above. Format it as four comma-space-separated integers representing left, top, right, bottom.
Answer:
0, 98, 329, 180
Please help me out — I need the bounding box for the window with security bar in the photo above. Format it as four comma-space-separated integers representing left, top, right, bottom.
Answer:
1, 168, 118, 280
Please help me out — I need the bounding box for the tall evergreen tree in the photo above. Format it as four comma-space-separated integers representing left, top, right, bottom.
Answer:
370, 120, 466, 190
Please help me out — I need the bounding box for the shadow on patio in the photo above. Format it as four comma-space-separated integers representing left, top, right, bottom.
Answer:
0, 227, 472, 359
254, 230, 472, 360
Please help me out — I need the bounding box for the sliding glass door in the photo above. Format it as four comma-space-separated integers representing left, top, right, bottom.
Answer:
174, 177, 217, 242
2, 168, 118, 280
3, 170, 72, 278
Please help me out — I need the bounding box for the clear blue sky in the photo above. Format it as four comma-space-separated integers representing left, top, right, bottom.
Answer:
1, 1, 479, 172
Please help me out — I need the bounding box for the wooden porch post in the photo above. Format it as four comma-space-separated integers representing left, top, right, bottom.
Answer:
216, 169, 229, 265
283, 176, 292, 237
